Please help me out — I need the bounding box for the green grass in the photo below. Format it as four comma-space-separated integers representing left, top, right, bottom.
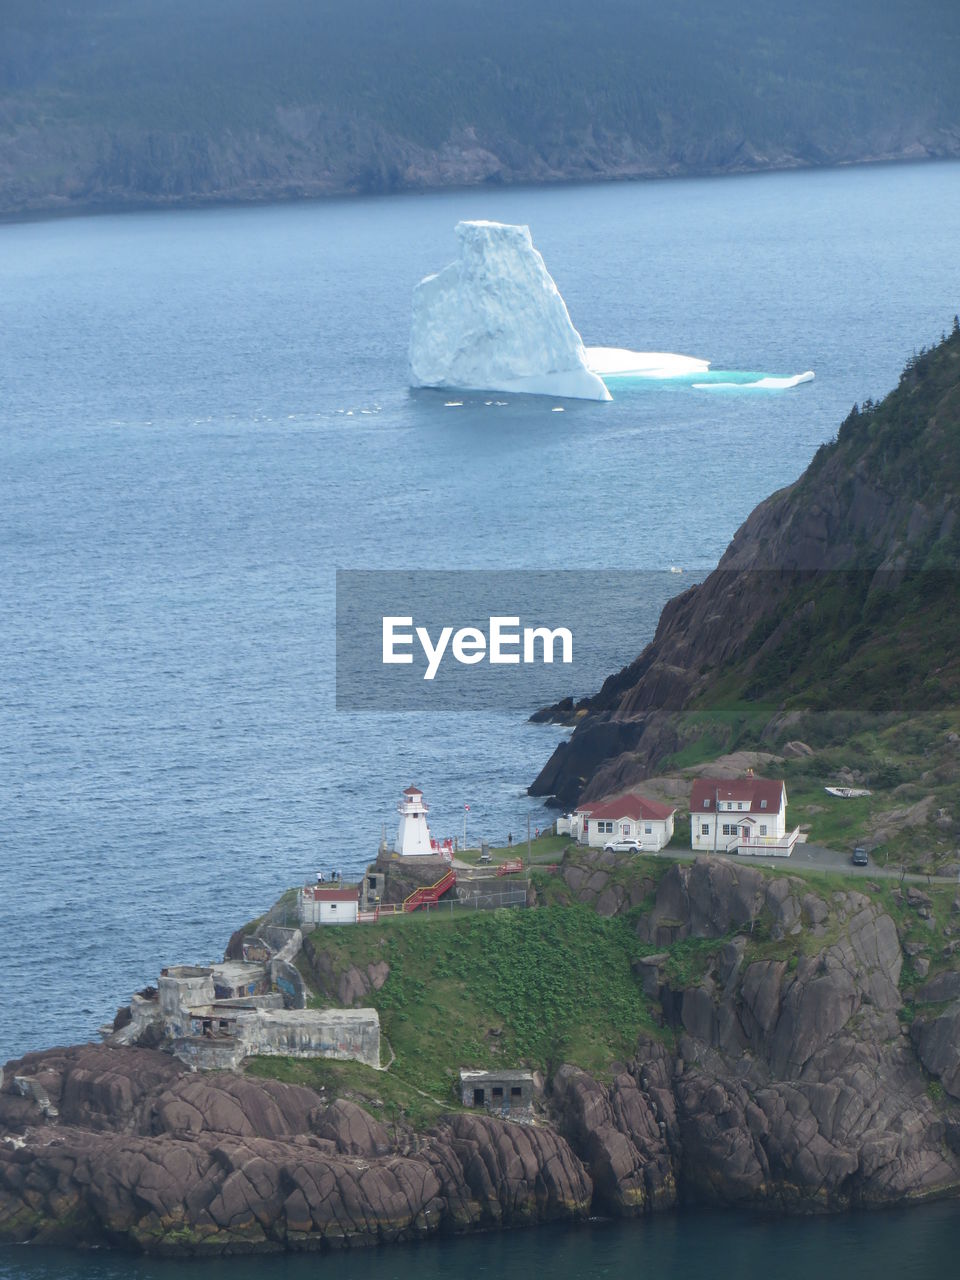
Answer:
456, 833, 570, 866
244, 1055, 451, 1131
297, 906, 664, 1102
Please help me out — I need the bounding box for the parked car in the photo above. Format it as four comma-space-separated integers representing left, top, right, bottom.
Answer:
604, 839, 641, 853
852, 846, 869, 866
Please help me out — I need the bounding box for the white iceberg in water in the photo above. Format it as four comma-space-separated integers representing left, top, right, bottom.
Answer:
409, 220, 612, 401
585, 347, 712, 378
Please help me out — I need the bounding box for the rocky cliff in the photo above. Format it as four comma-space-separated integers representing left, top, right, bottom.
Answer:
0, 1045, 590, 1252
550, 855, 960, 1212
531, 325, 960, 810
5, 856, 960, 1252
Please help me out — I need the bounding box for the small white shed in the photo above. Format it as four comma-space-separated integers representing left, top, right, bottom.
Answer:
299, 885, 360, 926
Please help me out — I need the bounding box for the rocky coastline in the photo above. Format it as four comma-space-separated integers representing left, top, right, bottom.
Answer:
4, 856, 960, 1255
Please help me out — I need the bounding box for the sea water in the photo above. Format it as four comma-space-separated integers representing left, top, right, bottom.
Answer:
2, 159, 960, 1275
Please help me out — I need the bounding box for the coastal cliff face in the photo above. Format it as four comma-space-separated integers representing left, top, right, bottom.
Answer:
531, 327, 960, 810
0, 1046, 590, 1252
552, 856, 960, 1212
4, 857, 960, 1253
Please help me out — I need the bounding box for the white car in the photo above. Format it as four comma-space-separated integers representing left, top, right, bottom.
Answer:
603, 839, 641, 853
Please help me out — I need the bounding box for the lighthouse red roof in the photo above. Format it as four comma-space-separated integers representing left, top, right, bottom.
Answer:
403, 785, 423, 796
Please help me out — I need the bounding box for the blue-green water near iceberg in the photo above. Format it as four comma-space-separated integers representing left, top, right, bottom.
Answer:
2, 159, 960, 1275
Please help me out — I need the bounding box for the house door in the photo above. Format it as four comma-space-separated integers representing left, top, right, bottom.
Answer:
741, 826, 750, 842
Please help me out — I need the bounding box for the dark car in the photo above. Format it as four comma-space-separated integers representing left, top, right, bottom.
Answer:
852, 846, 869, 866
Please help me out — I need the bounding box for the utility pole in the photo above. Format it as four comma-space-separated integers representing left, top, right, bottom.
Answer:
527, 812, 531, 865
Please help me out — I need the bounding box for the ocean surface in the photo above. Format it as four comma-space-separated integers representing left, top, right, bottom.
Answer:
2, 160, 960, 1273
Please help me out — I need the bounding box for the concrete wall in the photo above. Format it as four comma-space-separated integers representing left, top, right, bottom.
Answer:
158, 969, 215, 1023
271, 956, 307, 1009
261, 925, 301, 959
108, 993, 164, 1047
454, 880, 529, 910
460, 1070, 536, 1113
237, 1008, 380, 1068
172, 1038, 246, 1071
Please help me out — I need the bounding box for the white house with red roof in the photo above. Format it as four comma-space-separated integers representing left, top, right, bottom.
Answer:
574, 793, 677, 851
300, 884, 360, 925
396, 784, 433, 855
690, 776, 799, 856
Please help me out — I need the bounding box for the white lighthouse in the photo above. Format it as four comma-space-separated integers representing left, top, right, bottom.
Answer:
396, 785, 433, 855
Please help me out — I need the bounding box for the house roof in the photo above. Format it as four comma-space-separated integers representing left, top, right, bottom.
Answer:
306, 887, 359, 902
576, 793, 676, 822
690, 777, 786, 813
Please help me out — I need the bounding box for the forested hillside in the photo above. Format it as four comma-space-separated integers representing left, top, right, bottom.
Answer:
530, 323, 960, 867
2, 0, 959, 215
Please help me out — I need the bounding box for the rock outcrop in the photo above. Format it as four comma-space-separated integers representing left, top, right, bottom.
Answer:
6, 857, 960, 1253
548, 857, 960, 1210
0, 1045, 591, 1253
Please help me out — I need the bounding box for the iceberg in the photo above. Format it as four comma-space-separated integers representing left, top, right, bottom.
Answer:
586, 347, 711, 378
409, 220, 611, 401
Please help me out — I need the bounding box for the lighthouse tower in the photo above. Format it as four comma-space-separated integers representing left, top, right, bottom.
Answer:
396, 785, 433, 855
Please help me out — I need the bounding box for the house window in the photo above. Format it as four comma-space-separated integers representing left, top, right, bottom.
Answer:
492, 1087, 504, 1100
737, 802, 744, 810
645, 825, 652, 834
703, 798, 711, 808
701, 823, 709, 835
606, 821, 615, 833
760, 799, 768, 809
759, 824, 768, 836
511, 1086, 522, 1098
330, 903, 337, 911
722, 823, 733, 836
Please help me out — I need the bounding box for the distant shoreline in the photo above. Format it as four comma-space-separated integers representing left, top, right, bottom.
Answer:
1, 152, 956, 230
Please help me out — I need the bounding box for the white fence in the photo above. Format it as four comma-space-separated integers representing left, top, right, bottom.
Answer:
736, 827, 801, 858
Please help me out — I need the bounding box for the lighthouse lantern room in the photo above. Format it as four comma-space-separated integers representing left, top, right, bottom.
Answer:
396, 785, 433, 856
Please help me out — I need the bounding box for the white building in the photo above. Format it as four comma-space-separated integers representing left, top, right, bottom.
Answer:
575, 793, 677, 851
299, 884, 360, 925
690, 776, 798, 856
396, 784, 433, 855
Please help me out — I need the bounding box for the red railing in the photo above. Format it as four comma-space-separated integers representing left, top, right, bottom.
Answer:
401, 869, 457, 912
496, 859, 524, 876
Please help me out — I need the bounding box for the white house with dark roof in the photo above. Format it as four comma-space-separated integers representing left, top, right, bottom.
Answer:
575, 793, 677, 851
690, 776, 799, 856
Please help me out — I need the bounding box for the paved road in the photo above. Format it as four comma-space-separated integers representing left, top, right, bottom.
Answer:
628, 843, 960, 886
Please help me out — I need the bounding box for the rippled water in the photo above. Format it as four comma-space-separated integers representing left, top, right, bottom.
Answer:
2, 161, 960, 1275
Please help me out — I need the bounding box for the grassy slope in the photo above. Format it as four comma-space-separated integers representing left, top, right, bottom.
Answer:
247, 851, 960, 1125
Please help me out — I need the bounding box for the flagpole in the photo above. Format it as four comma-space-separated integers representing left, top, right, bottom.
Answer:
463, 805, 467, 850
